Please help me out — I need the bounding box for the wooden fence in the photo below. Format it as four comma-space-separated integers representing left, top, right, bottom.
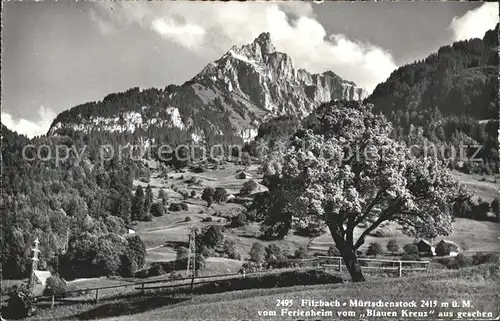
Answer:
15, 256, 430, 307
317, 256, 430, 277
36, 272, 242, 304
33, 266, 313, 305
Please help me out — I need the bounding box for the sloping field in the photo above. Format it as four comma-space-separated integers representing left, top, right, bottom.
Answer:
86, 264, 498, 321
310, 218, 500, 254
450, 171, 498, 202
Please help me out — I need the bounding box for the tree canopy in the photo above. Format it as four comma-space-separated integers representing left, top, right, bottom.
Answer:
262, 101, 464, 281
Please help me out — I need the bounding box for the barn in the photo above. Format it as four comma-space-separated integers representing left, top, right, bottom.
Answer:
435, 240, 460, 257
415, 239, 436, 256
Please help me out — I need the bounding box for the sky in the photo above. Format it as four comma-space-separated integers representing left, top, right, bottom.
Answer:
2, 1, 498, 138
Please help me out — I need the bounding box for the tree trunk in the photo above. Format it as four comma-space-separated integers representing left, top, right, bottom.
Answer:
328, 224, 365, 282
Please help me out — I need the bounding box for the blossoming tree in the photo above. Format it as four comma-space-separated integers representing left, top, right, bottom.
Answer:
262, 101, 465, 282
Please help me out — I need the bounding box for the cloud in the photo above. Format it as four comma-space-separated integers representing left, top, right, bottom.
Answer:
151, 18, 206, 50
89, 8, 116, 35
1, 106, 56, 138
450, 2, 499, 41
90, 2, 397, 93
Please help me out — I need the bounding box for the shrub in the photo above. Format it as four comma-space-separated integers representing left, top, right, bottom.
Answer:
491, 198, 499, 221
119, 235, 146, 276
230, 212, 248, 228
175, 248, 206, 272
180, 191, 190, 200
199, 225, 225, 248
386, 239, 399, 254
201, 217, 213, 222
401, 253, 420, 261
223, 239, 240, 260
241, 152, 251, 167
436, 254, 471, 269
456, 253, 472, 267
295, 222, 325, 237
199, 245, 216, 257
190, 190, 197, 198
169, 203, 183, 212
158, 189, 168, 204
190, 166, 205, 173
472, 252, 499, 266
150, 202, 165, 217
240, 179, 258, 195
327, 246, 341, 257
241, 262, 261, 273
202, 187, 216, 207
403, 243, 419, 255
470, 198, 490, 221
366, 242, 383, 257
185, 216, 192, 222
135, 269, 149, 279
180, 203, 188, 211
169, 272, 184, 280
43, 275, 67, 297
148, 263, 165, 277
294, 246, 309, 259
214, 188, 228, 203
249, 242, 265, 263
264, 244, 286, 266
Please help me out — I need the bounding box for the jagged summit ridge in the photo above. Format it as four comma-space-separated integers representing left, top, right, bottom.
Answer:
195, 32, 367, 115
49, 32, 367, 144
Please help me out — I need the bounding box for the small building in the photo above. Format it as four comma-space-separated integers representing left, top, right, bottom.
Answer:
33, 270, 53, 296
236, 172, 252, 179
128, 229, 136, 234
247, 183, 268, 196
435, 240, 460, 256
415, 239, 436, 257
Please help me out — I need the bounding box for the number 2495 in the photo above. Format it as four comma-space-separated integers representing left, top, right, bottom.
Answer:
276, 299, 293, 307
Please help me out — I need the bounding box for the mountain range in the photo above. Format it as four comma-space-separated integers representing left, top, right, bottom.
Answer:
47, 32, 367, 145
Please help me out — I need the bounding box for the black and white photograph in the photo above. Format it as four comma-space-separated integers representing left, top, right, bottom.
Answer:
1, 1, 499, 320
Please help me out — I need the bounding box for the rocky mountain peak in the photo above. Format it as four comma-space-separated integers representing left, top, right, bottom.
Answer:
226, 32, 277, 63
252, 32, 275, 55
49, 31, 367, 145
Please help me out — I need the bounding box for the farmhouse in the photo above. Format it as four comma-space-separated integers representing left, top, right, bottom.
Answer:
435, 240, 460, 257
415, 239, 436, 256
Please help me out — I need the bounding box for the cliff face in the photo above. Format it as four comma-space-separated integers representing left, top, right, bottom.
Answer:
49, 32, 367, 144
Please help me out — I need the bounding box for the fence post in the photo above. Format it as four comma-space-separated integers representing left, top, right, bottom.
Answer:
141, 283, 145, 295
398, 261, 402, 278
190, 274, 195, 292
338, 258, 342, 272
51, 294, 55, 309
94, 289, 99, 303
